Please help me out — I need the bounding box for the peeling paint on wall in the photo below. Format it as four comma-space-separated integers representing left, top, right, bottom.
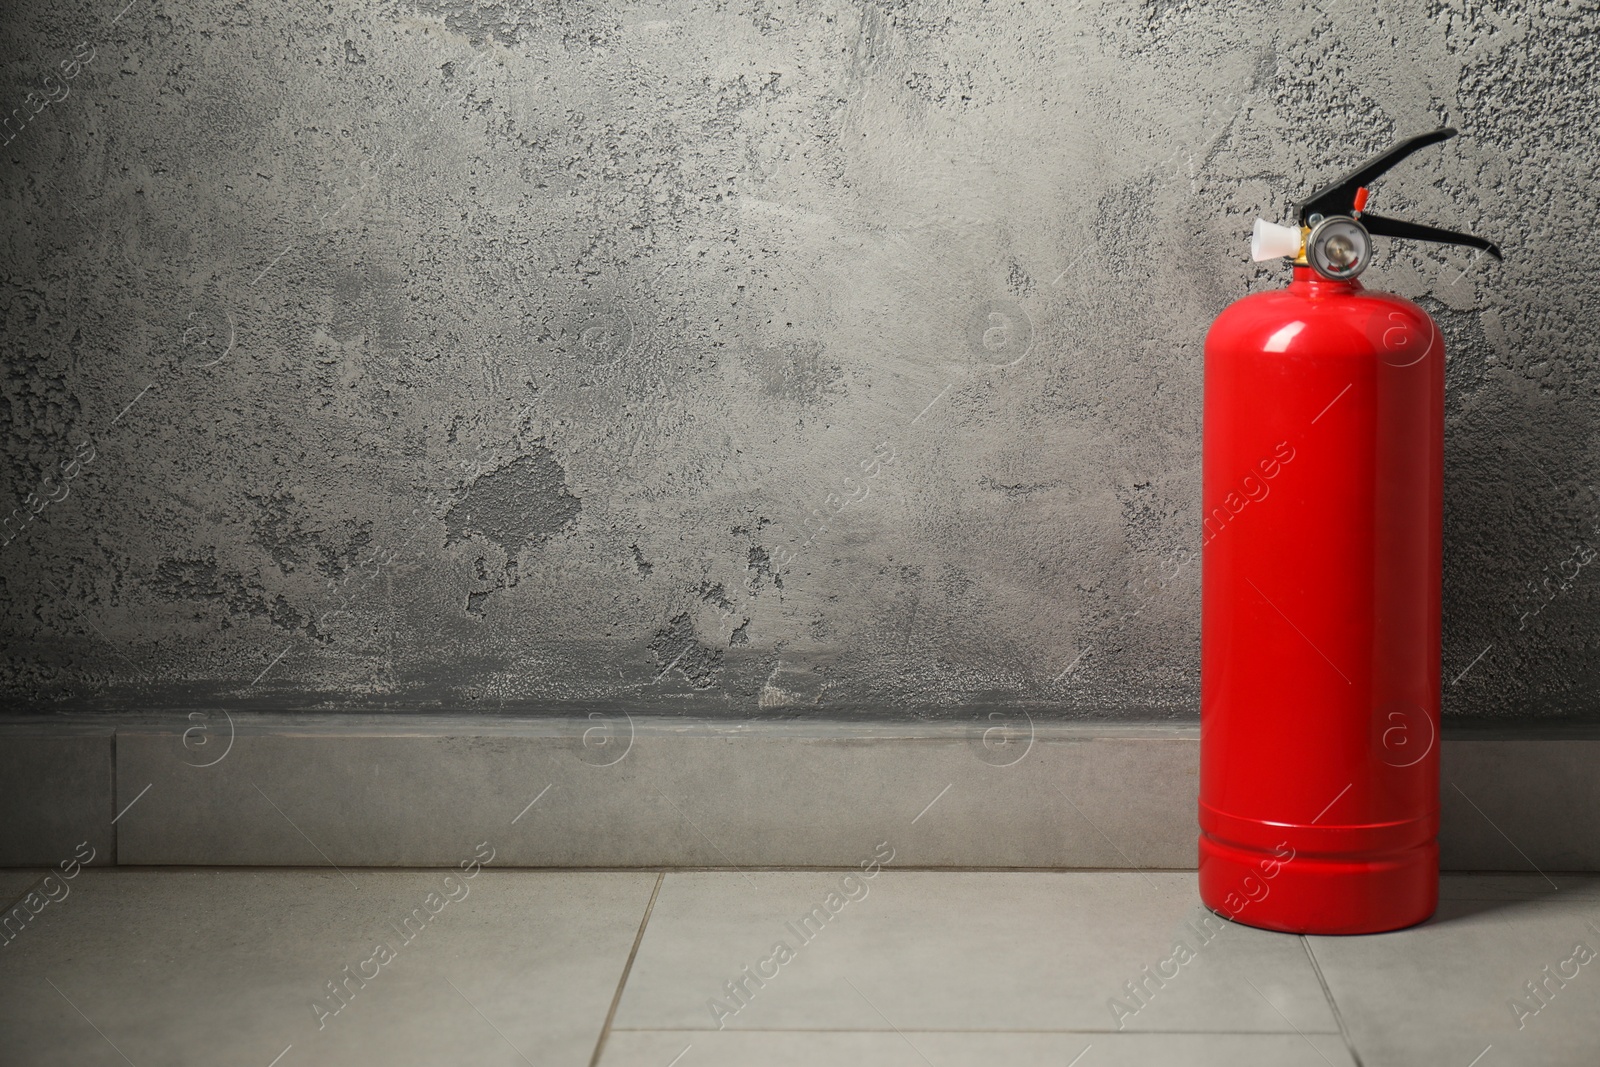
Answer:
444, 447, 581, 553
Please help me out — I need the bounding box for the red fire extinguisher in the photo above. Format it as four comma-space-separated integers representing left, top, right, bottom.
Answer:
1200, 128, 1501, 934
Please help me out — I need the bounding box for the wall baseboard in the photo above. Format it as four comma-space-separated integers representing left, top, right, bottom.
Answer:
1, 715, 1594, 871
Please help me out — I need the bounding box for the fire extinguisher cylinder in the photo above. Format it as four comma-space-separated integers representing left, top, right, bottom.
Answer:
1200, 128, 1500, 934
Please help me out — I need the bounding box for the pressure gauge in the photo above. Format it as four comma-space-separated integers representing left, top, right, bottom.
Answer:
1306, 216, 1371, 281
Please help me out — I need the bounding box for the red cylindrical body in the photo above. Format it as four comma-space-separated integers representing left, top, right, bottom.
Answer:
1200, 266, 1441, 934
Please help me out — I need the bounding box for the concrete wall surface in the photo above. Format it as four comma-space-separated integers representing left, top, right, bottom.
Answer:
1, 0, 1596, 719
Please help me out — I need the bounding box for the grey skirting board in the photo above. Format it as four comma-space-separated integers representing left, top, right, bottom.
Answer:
0, 714, 1595, 871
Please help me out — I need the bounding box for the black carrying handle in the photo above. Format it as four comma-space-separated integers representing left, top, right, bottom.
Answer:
1296, 127, 1502, 258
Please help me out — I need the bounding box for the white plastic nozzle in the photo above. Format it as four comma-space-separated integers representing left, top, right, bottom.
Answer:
1251, 218, 1303, 262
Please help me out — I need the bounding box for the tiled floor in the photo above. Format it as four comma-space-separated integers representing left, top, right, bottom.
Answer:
1, 868, 1596, 1066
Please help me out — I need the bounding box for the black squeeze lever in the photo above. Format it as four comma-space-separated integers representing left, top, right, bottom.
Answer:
1296, 127, 1503, 259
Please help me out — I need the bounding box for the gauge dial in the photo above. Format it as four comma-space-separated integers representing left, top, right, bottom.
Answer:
1306, 216, 1371, 281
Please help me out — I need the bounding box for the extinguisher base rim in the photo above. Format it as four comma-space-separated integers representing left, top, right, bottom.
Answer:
1199, 832, 1438, 935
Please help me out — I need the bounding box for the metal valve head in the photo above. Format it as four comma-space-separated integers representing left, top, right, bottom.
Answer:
1305, 216, 1372, 280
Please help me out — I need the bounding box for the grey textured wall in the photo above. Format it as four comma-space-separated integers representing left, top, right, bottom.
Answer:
2, 0, 1596, 720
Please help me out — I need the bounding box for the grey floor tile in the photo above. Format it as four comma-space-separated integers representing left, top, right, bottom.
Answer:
614, 871, 1337, 1034
0, 870, 57, 954
1310, 892, 1600, 1067
601, 1029, 1356, 1066
0, 868, 657, 1067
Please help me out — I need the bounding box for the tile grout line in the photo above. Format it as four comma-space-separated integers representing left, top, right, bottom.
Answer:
589, 871, 665, 1067
1300, 935, 1365, 1067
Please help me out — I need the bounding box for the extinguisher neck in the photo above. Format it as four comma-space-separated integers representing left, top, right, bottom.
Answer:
1289, 264, 1362, 294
